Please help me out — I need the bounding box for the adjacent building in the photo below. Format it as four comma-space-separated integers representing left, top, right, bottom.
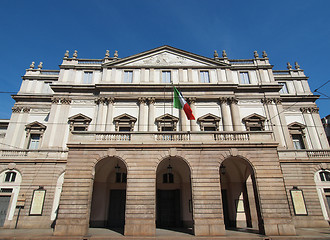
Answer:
0, 46, 329, 237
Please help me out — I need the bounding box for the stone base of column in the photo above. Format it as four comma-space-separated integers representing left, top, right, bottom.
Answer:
53, 219, 88, 236
264, 222, 296, 236
124, 218, 155, 236
194, 218, 226, 236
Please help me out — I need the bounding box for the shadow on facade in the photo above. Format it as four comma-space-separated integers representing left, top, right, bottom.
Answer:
220, 157, 265, 235
89, 156, 127, 234
156, 156, 193, 235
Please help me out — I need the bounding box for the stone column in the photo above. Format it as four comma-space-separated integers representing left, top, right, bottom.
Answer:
272, 98, 293, 148
95, 97, 107, 131
310, 107, 329, 149
148, 98, 155, 131
229, 98, 241, 131
301, 107, 320, 149
138, 97, 146, 131
106, 97, 114, 131
219, 98, 232, 131
188, 98, 197, 131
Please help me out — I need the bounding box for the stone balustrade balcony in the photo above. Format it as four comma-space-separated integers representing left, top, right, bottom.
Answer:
68, 131, 275, 146
278, 149, 330, 160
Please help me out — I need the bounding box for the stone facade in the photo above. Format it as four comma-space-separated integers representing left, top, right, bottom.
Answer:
0, 46, 329, 237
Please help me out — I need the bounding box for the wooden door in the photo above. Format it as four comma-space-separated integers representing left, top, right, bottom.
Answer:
157, 189, 181, 227
108, 190, 126, 228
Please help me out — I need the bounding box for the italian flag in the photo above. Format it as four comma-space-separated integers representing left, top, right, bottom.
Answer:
173, 87, 195, 120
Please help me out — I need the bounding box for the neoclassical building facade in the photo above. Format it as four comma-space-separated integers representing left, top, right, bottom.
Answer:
0, 46, 329, 237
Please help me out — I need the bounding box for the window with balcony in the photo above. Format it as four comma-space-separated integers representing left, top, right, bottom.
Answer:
113, 113, 137, 132
242, 113, 266, 131
155, 114, 179, 131
25, 121, 47, 150
83, 71, 93, 84
162, 71, 171, 83
279, 82, 289, 94
200, 71, 210, 83
239, 72, 250, 84
288, 122, 306, 149
68, 113, 92, 132
197, 113, 221, 131
124, 71, 133, 83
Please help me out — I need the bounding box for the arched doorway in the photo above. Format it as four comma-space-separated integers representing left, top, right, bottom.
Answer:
220, 157, 264, 234
156, 157, 193, 233
90, 157, 127, 231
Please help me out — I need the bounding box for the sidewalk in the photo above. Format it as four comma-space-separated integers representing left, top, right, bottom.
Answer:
0, 227, 329, 240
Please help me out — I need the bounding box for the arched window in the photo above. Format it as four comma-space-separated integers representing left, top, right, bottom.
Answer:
314, 169, 330, 220
0, 169, 22, 226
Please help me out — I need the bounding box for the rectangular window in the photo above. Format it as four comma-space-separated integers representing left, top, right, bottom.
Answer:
292, 134, 305, 149
200, 71, 210, 83
162, 71, 171, 83
28, 134, 40, 150
124, 71, 133, 83
83, 72, 93, 84
239, 72, 250, 84
279, 82, 289, 94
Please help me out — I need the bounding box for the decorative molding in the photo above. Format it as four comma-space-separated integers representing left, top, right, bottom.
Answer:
60, 98, 72, 105
72, 100, 95, 104
138, 97, 147, 104
187, 97, 196, 104
309, 107, 319, 113
148, 97, 156, 105
31, 109, 50, 113
51, 97, 60, 104
273, 98, 282, 104
22, 107, 31, 113
261, 98, 272, 105
300, 107, 309, 114
12, 107, 22, 113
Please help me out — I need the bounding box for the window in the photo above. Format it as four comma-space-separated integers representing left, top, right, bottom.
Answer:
292, 134, 305, 149
239, 72, 250, 84
242, 113, 266, 131
68, 113, 92, 132
124, 71, 133, 83
25, 121, 46, 150
162, 71, 171, 83
197, 113, 221, 131
28, 134, 40, 149
288, 122, 306, 150
163, 173, 174, 183
83, 72, 93, 84
279, 82, 289, 94
113, 113, 137, 132
155, 114, 179, 131
200, 71, 210, 83
116, 173, 127, 183
4, 172, 16, 182
320, 171, 330, 182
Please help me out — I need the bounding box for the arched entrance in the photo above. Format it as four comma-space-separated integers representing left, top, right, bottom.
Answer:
156, 157, 193, 233
90, 157, 127, 231
220, 157, 264, 234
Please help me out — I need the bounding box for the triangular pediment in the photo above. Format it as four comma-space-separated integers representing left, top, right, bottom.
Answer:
197, 113, 221, 122
113, 113, 137, 122
103, 45, 229, 68
68, 113, 92, 123
242, 113, 266, 122
25, 121, 47, 130
288, 121, 306, 129
155, 113, 179, 122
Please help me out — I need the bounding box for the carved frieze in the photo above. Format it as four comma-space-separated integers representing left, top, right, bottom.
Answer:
12, 107, 22, 113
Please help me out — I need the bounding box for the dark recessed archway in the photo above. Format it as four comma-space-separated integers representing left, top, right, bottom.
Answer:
156, 156, 193, 234
220, 157, 264, 235
90, 156, 127, 233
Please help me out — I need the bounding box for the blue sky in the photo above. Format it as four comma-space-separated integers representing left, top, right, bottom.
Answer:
0, 0, 329, 119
